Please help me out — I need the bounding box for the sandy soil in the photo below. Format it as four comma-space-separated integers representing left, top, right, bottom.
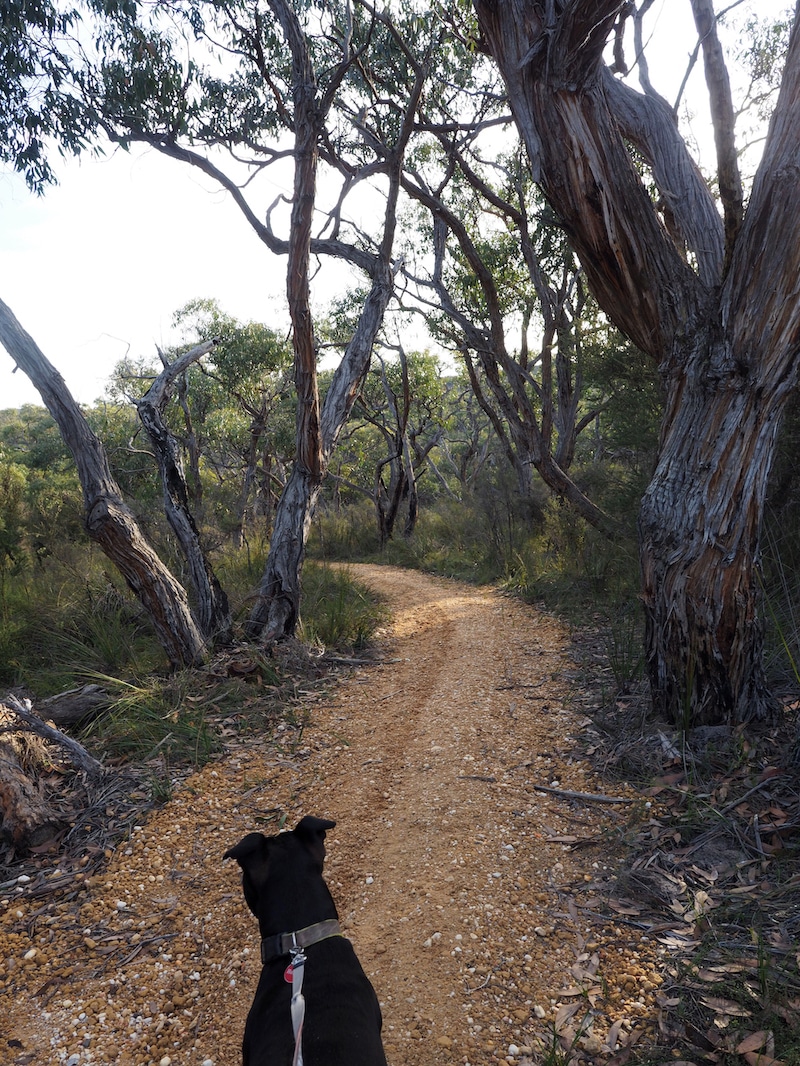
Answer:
1, 565, 663, 1066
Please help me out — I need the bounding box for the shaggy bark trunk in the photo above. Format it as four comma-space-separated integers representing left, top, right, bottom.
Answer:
136, 342, 232, 644
474, 0, 800, 724
244, 0, 325, 640
639, 339, 784, 724
0, 298, 207, 668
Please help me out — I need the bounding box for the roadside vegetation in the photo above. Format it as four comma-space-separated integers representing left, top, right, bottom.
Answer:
1, 318, 799, 1061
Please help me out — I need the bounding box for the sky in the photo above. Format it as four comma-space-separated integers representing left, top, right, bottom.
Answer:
0, 0, 788, 411
0, 147, 293, 408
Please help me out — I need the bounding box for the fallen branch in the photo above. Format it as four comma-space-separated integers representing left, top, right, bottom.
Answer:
718, 775, 785, 817
531, 783, 635, 805
2, 695, 104, 781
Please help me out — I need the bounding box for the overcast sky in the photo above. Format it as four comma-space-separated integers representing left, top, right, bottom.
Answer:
0, 147, 295, 408
0, 0, 785, 411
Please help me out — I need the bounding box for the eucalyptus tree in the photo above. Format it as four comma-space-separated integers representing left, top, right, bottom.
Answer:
77, 0, 445, 638
474, 0, 798, 726
395, 47, 625, 537
165, 299, 295, 548
0, 0, 445, 643
340, 346, 447, 544
428, 378, 496, 500
0, 299, 208, 666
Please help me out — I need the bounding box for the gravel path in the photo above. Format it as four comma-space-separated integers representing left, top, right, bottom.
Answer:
2, 565, 663, 1065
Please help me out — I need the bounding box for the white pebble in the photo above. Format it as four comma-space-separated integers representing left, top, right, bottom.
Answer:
509, 1045, 520, 1057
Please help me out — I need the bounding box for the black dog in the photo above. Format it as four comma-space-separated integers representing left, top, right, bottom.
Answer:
224, 815, 388, 1066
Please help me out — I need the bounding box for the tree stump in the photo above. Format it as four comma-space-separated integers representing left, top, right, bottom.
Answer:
0, 699, 103, 849
0, 711, 63, 847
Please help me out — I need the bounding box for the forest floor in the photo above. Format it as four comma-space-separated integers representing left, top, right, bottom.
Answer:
2, 565, 799, 1066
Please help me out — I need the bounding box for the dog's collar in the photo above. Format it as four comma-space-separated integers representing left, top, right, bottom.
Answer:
260, 918, 342, 964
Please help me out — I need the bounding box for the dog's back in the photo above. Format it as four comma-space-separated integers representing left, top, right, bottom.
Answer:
244, 936, 386, 1066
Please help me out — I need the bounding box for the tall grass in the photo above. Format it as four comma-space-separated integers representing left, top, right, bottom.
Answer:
298, 563, 388, 649
761, 518, 800, 688
0, 555, 162, 690
78, 671, 220, 767
0, 543, 389, 769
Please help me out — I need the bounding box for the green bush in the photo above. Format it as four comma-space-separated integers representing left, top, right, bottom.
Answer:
311, 500, 383, 560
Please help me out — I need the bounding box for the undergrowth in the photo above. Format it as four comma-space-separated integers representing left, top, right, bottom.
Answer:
1, 550, 386, 770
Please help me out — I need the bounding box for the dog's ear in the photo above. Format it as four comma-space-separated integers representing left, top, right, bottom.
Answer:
223, 832, 272, 914
294, 815, 336, 867
223, 831, 267, 867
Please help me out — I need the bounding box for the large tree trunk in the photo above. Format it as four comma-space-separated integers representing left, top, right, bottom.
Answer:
0, 298, 208, 668
244, 0, 324, 641
474, 0, 800, 725
639, 338, 781, 724
246, 265, 398, 638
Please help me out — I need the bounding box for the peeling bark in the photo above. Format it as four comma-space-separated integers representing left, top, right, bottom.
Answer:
135, 341, 232, 644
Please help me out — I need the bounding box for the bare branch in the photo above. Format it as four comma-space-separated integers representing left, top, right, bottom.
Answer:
3, 696, 104, 781
689, 0, 744, 268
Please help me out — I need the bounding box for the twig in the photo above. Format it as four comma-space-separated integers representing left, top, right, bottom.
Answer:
718, 775, 784, 817
752, 813, 765, 857
531, 783, 635, 805
466, 972, 492, 994
324, 655, 385, 666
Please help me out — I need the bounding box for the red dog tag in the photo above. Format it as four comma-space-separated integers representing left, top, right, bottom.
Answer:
284, 964, 294, 984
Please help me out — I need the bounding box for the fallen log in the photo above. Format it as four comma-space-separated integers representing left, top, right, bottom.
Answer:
41, 684, 111, 728
2, 696, 104, 780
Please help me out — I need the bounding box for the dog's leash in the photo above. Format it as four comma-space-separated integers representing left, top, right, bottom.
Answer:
289, 943, 306, 1066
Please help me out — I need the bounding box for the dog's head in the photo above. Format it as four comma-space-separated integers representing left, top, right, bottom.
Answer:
224, 815, 337, 934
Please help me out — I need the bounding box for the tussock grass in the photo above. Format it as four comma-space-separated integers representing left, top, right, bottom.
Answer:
298, 563, 389, 650
77, 671, 220, 767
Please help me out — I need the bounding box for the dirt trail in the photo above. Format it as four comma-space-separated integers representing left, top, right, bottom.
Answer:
2, 566, 663, 1065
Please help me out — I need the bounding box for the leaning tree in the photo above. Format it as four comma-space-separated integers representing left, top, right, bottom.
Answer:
474, 0, 800, 725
